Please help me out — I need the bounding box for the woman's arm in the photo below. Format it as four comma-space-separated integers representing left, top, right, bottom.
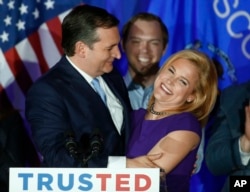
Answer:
148, 130, 200, 173
126, 153, 162, 168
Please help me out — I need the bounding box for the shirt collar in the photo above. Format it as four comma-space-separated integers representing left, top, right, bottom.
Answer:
66, 55, 93, 83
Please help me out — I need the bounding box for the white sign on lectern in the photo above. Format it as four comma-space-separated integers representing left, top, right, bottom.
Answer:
9, 167, 160, 191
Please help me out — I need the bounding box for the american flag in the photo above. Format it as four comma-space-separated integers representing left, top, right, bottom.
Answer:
0, 0, 82, 118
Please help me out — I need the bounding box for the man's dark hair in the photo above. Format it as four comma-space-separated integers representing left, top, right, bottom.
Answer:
122, 12, 169, 49
61, 5, 120, 56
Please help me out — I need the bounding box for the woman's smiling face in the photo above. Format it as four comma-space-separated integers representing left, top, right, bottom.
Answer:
153, 58, 199, 108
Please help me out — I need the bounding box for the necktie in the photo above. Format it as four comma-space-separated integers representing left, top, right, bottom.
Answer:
91, 78, 107, 104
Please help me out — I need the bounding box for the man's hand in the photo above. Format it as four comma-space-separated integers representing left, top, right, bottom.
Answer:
126, 153, 162, 168
240, 104, 250, 152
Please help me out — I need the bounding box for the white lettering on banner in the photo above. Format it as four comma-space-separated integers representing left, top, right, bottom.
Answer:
242, 34, 250, 58
213, 0, 250, 59
227, 11, 250, 38
213, 0, 232, 18
9, 168, 160, 192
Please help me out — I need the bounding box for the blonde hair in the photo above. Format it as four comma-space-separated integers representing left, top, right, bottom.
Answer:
148, 49, 218, 127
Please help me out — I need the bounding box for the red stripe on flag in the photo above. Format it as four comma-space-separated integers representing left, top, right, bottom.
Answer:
47, 17, 64, 55
4, 48, 34, 95
28, 32, 49, 74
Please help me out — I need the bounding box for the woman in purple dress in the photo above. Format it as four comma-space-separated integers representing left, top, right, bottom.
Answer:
126, 49, 218, 192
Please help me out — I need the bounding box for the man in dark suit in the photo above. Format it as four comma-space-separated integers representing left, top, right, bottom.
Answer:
26, 5, 160, 168
206, 80, 250, 192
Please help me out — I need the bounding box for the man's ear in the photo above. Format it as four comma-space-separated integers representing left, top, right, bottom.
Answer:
75, 41, 86, 57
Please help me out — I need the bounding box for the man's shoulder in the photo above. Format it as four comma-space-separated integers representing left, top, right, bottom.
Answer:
31, 56, 75, 86
221, 80, 250, 97
219, 80, 250, 108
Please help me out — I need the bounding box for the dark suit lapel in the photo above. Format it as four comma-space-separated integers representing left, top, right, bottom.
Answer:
57, 56, 109, 111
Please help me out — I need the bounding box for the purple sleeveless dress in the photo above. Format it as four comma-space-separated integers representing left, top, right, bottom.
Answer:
126, 108, 201, 192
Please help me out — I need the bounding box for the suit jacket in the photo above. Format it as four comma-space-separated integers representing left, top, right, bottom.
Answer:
206, 80, 250, 191
25, 55, 132, 167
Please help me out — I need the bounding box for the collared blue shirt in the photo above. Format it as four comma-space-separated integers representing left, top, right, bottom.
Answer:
123, 71, 153, 110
